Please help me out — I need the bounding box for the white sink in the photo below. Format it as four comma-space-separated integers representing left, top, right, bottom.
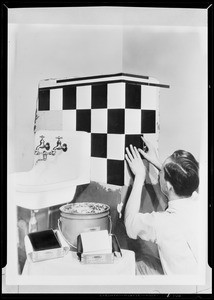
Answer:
11, 130, 91, 210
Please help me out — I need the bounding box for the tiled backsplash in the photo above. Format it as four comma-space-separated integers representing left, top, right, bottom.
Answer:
36, 73, 169, 186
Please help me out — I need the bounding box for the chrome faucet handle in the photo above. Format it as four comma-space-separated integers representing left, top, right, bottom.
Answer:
44, 142, 50, 150
40, 135, 45, 139
56, 136, 62, 140
61, 143, 67, 152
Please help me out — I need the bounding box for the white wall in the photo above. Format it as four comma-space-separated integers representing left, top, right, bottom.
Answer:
123, 26, 207, 163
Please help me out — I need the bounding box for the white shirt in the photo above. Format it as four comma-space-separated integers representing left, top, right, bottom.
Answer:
126, 192, 199, 275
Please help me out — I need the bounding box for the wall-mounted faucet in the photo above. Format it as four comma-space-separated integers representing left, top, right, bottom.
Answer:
50, 136, 67, 155
34, 135, 50, 155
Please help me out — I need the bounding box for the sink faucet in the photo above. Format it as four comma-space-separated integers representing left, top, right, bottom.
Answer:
50, 136, 67, 155
34, 135, 50, 155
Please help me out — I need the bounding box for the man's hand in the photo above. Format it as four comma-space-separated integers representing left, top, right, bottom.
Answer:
138, 136, 162, 171
125, 144, 146, 181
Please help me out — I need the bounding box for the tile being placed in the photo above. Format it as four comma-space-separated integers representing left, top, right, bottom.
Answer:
76, 85, 91, 109
62, 110, 76, 131
92, 83, 107, 108
90, 157, 107, 183
141, 110, 156, 133
63, 85, 76, 110
141, 85, 159, 109
91, 133, 107, 158
38, 89, 50, 111
125, 109, 141, 134
125, 83, 141, 109
107, 109, 125, 134
107, 82, 126, 108
107, 134, 125, 160
91, 109, 107, 133
76, 109, 91, 132
50, 88, 63, 110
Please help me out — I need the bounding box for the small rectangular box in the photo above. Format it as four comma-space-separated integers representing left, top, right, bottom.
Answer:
24, 229, 70, 263
77, 234, 122, 264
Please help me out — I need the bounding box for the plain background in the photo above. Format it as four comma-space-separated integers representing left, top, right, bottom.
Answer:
8, 7, 207, 174
5, 6, 211, 293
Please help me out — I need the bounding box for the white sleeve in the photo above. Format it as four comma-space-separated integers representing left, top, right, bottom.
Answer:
125, 212, 158, 243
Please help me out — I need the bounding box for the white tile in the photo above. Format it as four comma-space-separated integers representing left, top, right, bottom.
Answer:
125, 109, 141, 134
107, 82, 126, 108
77, 85, 91, 109
107, 134, 125, 160
62, 110, 76, 131
91, 109, 107, 133
90, 157, 107, 183
141, 85, 159, 109
50, 88, 63, 110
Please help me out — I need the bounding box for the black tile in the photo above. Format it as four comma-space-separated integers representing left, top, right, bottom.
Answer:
107, 109, 124, 134
91, 133, 107, 158
63, 86, 76, 109
107, 159, 124, 186
125, 135, 144, 151
38, 89, 50, 111
76, 110, 91, 132
125, 83, 141, 109
141, 110, 156, 133
92, 83, 107, 109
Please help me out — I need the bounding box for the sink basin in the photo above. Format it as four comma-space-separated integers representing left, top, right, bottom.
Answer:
11, 130, 91, 210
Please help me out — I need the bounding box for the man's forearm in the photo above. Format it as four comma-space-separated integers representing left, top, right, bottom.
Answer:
124, 175, 145, 238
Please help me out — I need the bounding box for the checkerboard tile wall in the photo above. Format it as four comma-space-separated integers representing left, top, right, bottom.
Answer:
37, 75, 166, 186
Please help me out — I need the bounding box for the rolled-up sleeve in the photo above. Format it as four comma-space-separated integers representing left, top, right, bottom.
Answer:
125, 212, 157, 243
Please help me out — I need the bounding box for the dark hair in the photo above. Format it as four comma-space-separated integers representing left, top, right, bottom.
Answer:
163, 150, 199, 197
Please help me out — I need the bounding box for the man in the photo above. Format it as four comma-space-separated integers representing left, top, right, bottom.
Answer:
125, 136, 199, 275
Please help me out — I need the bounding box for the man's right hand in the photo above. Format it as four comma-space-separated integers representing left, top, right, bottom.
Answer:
138, 136, 162, 171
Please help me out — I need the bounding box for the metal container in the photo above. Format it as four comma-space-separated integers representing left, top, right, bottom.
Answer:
58, 202, 111, 249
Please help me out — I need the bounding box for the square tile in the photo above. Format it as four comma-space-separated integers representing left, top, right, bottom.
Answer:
91, 109, 107, 133
107, 159, 124, 186
107, 109, 125, 134
76, 109, 91, 132
125, 83, 141, 109
62, 110, 76, 131
125, 134, 145, 151
50, 88, 63, 110
38, 89, 50, 111
141, 110, 156, 133
76, 85, 91, 109
141, 85, 158, 109
91, 133, 107, 158
92, 83, 107, 108
125, 109, 141, 134
107, 82, 126, 108
107, 134, 125, 160
90, 157, 107, 183
63, 86, 76, 110
35, 111, 63, 131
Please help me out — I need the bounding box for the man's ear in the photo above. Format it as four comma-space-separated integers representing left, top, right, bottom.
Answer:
166, 181, 173, 192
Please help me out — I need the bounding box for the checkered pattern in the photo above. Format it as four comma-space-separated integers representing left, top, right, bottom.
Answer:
38, 80, 159, 186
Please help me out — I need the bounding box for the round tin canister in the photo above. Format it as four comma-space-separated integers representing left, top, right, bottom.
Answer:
58, 202, 111, 249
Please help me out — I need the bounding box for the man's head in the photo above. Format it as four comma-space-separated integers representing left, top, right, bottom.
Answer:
159, 150, 199, 199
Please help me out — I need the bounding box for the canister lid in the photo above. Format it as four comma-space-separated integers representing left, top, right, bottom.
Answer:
59, 202, 110, 215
